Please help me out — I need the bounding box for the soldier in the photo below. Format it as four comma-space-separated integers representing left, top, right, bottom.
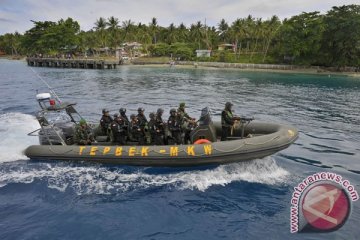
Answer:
130, 114, 144, 145
137, 107, 148, 144
154, 108, 166, 145
168, 108, 182, 145
100, 108, 113, 138
148, 112, 157, 144
178, 102, 197, 144
110, 113, 126, 145
74, 119, 94, 145
119, 108, 129, 126
221, 102, 235, 141
119, 108, 130, 141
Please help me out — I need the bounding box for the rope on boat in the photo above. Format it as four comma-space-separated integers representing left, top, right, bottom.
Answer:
47, 146, 74, 155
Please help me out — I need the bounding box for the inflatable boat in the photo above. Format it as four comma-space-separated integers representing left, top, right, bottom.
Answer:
24, 93, 298, 167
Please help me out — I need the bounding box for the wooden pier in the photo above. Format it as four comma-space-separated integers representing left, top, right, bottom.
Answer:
26, 57, 119, 69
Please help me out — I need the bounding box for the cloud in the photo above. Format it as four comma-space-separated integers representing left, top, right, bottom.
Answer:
0, 18, 16, 23
0, 0, 357, 34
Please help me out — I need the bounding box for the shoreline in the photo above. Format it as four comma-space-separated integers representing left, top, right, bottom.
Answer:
130, 61, 360, 78
1, 56, 359, 77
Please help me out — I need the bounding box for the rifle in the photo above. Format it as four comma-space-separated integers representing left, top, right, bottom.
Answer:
233, 116, 254, 123
232, 116, 255, 138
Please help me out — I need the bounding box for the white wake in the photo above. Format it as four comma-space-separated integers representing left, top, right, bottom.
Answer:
0, 112, 40, 162
0, 157, 289, 194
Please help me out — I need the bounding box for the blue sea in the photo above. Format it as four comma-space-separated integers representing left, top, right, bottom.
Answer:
0, 59, 359, 239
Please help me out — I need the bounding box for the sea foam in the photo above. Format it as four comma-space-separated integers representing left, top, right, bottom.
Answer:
0, 157, 289, 194
0, 112, 40, 162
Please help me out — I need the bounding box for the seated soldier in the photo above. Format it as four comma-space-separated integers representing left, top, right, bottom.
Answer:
100, 109, 113, 139
110, 113, 126, 145
130, 114, 145, 145
74, 119, 94, 145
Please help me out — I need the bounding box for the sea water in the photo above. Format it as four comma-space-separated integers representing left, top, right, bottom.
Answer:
0, 59, 359, 239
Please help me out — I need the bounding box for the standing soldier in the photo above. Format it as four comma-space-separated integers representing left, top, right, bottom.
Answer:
168, 108, 183, 145
137, 107, 148, 144
119, 108, 129, 126
100, 108, 113, 140
148, 112, 157, 144
178, 102, 196, 144
154, 108, 166, 145
221, 102, 235, 141
119, 108, 130, 141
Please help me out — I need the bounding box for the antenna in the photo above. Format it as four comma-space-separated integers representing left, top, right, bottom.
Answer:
29, 67, 62, 104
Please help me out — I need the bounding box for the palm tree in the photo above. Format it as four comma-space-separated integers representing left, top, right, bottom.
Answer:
135, 22, 151, 54
122, 19, 134, 42
94, 17, 107, 48
262, 15, 281, 62
250, 18, 263, 61
107, 16, 120, 49
217, 18, 229, 43
230, 18, 245, 59
190, 21, 204, 49
244, 15, 255, 54
166, 23, 177, 44
149, 17, 158, 44
177, 23, 188, 42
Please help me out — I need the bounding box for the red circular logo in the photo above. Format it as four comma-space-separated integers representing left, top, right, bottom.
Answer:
302, 183, 350, 231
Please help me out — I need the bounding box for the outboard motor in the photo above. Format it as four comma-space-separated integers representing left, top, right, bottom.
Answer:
190, 107, 217, 142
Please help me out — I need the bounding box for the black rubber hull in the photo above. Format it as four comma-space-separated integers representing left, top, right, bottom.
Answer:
24, 122, 298, 167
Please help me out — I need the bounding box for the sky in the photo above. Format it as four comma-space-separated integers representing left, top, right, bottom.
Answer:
0, 0, 357, 34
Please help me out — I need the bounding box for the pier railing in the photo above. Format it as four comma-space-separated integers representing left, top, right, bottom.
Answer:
26, 57, 120, 69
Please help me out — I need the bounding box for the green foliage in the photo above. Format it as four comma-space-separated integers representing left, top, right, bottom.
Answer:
1, 4, 359, 68
0, 32, 23, 55
148, 43, 170, 56
21, 18, 80, 54
273, 12, 324, 65
320, 5, 360, 67
148, 42, 194, 60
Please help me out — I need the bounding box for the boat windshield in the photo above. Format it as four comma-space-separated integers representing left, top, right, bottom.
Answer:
44, 111, 72, 124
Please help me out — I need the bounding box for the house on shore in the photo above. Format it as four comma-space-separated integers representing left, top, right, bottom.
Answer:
218, 43, 235, 51
196, 50, 211, 58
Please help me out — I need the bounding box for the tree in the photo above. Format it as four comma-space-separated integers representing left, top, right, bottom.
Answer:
21, 20, 56, 54
107, 16, 120, 49
94, 17, 107, 47
217, 19, 229, 43
276, 12, 324, 64
21, 18, 79, 55
122, 19, 134, 42
189, 21, 204, 49
320, 5, 360, 67
177, 23, 188, 43
250, 18, 263, 61
1, 32, 22, 55
230, 18, 245, 59
149, 17, 158, 44
165, 23, 177, 44
262, 15, 281, 62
